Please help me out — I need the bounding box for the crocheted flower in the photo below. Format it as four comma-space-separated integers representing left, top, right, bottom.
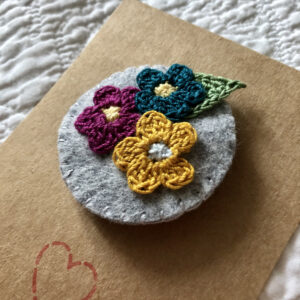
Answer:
135, 64, 206, 121
75, 86, 140, 155
113, 111, 197, 194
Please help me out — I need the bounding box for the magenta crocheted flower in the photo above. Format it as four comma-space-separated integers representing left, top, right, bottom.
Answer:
74, 86, 140, 155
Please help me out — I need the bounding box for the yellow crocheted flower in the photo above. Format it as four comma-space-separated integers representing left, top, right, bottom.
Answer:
113, 111, 197, 194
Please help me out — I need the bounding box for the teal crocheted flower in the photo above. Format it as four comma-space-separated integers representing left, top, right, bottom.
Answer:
135, 64, 206, 121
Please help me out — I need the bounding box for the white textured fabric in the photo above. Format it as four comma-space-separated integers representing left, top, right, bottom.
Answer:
0, 0, 299, 298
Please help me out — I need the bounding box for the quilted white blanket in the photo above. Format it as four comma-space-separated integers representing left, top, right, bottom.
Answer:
0, 0, 299, 299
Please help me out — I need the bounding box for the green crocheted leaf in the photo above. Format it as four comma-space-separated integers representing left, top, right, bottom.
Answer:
186, 72, 246, 118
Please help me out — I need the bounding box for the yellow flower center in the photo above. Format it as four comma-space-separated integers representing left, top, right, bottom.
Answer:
102, 106, 121, 122
154, 82, 178, 97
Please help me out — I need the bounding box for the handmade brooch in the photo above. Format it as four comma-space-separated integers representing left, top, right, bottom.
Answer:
58, 64, 246, 224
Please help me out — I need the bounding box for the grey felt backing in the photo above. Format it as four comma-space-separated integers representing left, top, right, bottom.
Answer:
57, 66, 236, 225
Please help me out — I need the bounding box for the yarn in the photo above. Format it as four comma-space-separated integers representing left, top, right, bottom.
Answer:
154, 82, 178, 97
102, 106, 121, 122
135, 64, 246, 121
113, 110, 197, 194
148, 142, 172, 160
135, 64, 206, 122
187, 72, 246, 118
59, 65, 237, 224
74, 86, 140, 155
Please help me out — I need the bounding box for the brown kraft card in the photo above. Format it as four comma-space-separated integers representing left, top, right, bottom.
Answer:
0, 0, 299, 299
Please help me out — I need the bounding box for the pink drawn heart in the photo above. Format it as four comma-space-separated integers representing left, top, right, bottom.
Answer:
32, 241, 98, 300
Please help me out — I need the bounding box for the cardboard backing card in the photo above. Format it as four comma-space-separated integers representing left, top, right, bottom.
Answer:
0, 0, 299, 299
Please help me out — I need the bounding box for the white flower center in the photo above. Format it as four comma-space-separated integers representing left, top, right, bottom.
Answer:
148, 142, 172, 161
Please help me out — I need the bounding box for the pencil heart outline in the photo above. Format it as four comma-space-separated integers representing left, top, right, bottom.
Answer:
32, 241, 97, 300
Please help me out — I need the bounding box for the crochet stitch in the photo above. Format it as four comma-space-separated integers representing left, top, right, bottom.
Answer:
74, 86, 140, 155
135, 64, 206, 122
113, 110, 197, 194
148, 142, 173, 160
154, 82, 178, 97
59, 65, 237, 224
187, 73, 246, 118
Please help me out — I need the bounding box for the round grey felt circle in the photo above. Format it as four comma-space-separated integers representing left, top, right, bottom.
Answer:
58, 65, 236, 225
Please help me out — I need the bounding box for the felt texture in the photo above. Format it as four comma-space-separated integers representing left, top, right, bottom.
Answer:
58, 65, 236, 224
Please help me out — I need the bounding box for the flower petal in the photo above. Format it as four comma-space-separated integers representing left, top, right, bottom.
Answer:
93, 86, 121, 106
78, 112, 139, 155
180, 81, 206, 105
74, 104, 106, 135
135, 90, 169, 115
165, 91, 194, 120
136, 68, 167, 91
127, 156, 161, 194
160, 157, 194, 189
169, 122, 197, 154
166, 64, 195, 88
120, 86, 140, 113
135, 111, 173, 143
113, 136, 147, 171
116, 113, 140, 136
135, 90, 192, 122
88, 129, 116, 155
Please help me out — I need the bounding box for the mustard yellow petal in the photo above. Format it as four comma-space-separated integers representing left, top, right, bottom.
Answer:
160, 157, 194, 190
127, 156, 161, 194
113, 137, 147, 171
169, 122, 197, 154
136, 111, 172, 144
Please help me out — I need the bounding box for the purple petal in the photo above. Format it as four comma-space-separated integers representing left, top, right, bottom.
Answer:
74, 104, 106, 135
120, 86, 140, 113
93, 85, 122, 107
85, 112, 140, 155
